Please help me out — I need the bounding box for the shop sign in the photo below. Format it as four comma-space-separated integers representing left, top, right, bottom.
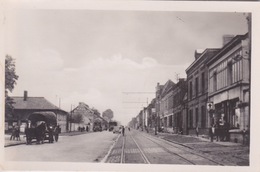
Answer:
207, 102, 215, 111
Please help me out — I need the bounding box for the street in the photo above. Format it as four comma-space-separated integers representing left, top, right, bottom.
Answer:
5, 128, 248, 165
105, 129, 249, 165
5, 131, 118, 162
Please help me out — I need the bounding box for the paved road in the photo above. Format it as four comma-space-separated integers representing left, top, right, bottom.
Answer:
4, 129, 249, 166
5, 131, 118, 162
105, 129, 249, 166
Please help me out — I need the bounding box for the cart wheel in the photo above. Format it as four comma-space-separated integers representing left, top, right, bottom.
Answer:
55, 134, 59, 142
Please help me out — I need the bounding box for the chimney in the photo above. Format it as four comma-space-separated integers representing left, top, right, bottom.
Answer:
24, 91, 28, 101
223, 35, 235, 46
178, 78, 185, 82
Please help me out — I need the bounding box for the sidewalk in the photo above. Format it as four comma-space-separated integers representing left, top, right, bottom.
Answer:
145, 128, 245, 147
4, 134, 27, 147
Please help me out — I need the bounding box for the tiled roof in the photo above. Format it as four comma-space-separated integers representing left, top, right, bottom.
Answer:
11, 97, 59, 110
161, 80, 175, 97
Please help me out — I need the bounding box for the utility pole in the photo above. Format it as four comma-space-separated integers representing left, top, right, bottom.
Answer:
70, 104, 74, 132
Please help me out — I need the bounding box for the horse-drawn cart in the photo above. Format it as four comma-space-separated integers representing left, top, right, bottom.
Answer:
25, 111, 60, 145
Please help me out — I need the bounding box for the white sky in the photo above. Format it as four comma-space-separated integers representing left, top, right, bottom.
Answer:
5, 9, 248, 125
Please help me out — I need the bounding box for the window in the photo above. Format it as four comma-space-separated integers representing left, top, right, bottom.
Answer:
195, 108, 199, 126
189, 109, 193, 128
169, 115, 173, 127
213, 72, 217, 91
228, 61, 233, 85
201, 72, 205, 94
195, 77, 199, 97
189, 81, 193, 99
201, 106, 206, 128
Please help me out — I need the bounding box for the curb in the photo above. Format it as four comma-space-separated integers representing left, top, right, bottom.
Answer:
100, 134, 121, 163
59, 131, 94, 137
5, 142, 26, 147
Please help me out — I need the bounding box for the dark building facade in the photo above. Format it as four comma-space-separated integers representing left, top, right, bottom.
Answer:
172, 79, 187, 134
186, 49, 220, 135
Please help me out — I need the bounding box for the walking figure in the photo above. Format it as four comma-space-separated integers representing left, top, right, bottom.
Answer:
15, 125, 21, 141
209, 124, 215, 142
10, 125, 15, 140
122, 126, 125, 136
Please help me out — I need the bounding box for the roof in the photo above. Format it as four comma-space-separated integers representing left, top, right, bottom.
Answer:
207, 33, 248, 66
161, 80, 175, 97
11, 97, 62, 111
28, 111, 57, 125
186, 48, 220, 73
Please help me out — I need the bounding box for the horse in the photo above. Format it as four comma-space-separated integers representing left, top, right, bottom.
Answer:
25, 122, 46, 144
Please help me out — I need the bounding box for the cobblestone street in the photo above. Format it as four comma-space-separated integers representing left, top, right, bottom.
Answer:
145, 129, 249, 166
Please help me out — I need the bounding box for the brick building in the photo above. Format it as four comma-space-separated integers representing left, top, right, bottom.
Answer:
207, 33, 250, 143
186, 48, 220, 135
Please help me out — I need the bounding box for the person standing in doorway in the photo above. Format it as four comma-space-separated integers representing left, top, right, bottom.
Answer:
196, 124, 199, 137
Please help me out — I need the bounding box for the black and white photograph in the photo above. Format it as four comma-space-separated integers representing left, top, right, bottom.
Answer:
1, 1, 260, 171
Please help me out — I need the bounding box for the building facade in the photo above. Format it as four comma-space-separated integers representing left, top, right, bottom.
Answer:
186, 49, 220, 135
5, 91, 68, 133
70, 102, 107, 131
147, 98, 156, 128
207, 33, 250, 143
156, 80, 175, 132
172, 79, 187, 134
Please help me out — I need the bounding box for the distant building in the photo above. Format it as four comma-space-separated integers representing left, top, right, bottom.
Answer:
70, 102, 107, 131
157, 80, 175, 133
172, 79, 187, 134
147, 98, 156, 128
155, 82, 164, 131
5, 91, 68, 133
207, 33, 250, 143
137, 110, 143, 130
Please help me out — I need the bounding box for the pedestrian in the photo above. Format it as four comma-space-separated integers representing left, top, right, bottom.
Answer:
10, 125, 15, 140
122, 126, 125, 136
86, 125, 89, 132
209, 125, 215, 142
15, 125, 21, 141
196, 124, 199, 137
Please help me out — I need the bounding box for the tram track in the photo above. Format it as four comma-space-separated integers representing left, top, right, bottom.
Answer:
120, 135, 125, 163
105, 132, 150, 164
139, 132, 224, 166
105, 130, 222, 165
129, 133, 150, 164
